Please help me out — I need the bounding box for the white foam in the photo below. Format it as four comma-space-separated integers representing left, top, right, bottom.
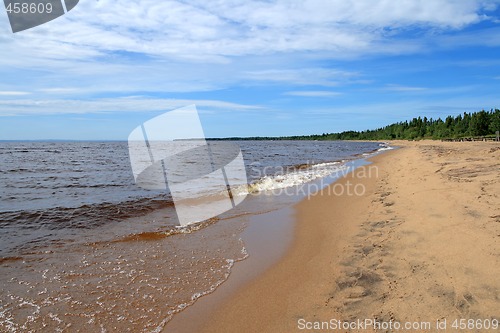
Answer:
374, 142, 394, 153
245, 162, 348, 194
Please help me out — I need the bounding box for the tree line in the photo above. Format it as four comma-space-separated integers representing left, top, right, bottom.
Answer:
212, 109, 500, 141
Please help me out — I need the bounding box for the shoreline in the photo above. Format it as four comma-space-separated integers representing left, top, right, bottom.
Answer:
189, 140, 499, 332
162, 153, 384, 332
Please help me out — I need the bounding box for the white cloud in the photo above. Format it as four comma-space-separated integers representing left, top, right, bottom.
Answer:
384, 84, 427, 92
243, 68, 360, 86
1, 0, 497, 63
0, 0, 497, 96
0, 91, 30, 96
38, 88, 81, 94
0, 97, 261, 116
379, 84, 478, 95
284, 90, 342, 97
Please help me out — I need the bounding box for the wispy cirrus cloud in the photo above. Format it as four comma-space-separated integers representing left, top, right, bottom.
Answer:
302, 97, 500, 123
0, 97, 262, 116
284, 90, 342, 97
0, 91, 31, 96
38, 88, 82, 94
243, 68, 360, 86
383, 84, 428, 92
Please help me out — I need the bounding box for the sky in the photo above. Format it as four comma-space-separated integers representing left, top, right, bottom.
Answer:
1, 0, 500, 140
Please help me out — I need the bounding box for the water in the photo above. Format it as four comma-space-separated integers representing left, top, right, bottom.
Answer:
0, 140, 385, 332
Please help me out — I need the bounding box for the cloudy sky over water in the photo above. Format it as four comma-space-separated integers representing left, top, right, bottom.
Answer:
1, 0, 500, 139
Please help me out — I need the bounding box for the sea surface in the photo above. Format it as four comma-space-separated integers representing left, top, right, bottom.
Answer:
0, 140, 387, 332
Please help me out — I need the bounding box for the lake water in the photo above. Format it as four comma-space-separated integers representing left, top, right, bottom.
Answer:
0, 140, 386, 332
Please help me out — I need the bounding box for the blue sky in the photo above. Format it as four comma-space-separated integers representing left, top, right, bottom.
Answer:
1, 0, 500, 140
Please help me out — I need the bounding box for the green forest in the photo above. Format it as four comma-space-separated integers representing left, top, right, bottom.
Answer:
216, 109, 500, 141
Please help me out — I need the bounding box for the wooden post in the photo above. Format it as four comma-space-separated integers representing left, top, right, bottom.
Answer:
496, 131, 499, 142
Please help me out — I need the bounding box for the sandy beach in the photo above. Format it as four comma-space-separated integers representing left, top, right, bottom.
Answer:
193, 141, 499, 332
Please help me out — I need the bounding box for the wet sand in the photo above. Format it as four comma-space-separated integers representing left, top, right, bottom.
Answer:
196, 141, 499, 332
164, 206, 296, 333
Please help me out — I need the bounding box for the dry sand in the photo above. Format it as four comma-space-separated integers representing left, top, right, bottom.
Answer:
196, 141, 499, 332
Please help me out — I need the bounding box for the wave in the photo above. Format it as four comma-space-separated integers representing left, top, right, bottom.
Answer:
0, 196, 175, 230
0, 143, 394, 231
240, 143, 392, 195
0, 144, 394, 258
241, 161, 347, 195
1, 165, 343, 228
377, 142, 394, 150
108, 217, 219, 244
